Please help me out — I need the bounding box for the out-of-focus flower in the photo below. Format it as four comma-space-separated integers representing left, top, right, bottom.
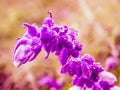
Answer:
105, 56, 118, 70
0, 73, 8, 90
0, 73, 7, 85
38, 76, 62, 90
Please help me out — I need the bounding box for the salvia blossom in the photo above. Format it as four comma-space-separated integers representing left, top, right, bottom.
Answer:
13, 12, 119, 90
62, 54, 117, 90
13, 23, 42, 67
13, 11, 82, 67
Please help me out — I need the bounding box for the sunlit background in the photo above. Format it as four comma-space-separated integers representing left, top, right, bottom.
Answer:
0, 0, 120, 90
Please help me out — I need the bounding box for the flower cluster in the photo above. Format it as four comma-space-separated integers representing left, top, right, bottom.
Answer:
61, 54, 117, 90
13, 12, 82, 67
13, 12, 119, 90
40, 12, 82, 66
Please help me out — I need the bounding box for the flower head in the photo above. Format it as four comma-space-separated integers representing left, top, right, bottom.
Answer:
13, 23, 42, 67
13, 12, 119, 90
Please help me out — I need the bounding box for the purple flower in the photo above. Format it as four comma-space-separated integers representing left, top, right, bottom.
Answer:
13, 23, 42, 67
61, 60, 82, 76
73, 76, 85, 87
99, 80, 114, 90
75, 61, 82, 77
38, 76, 62, 90
69, 49, 80, 58
41, 26, 57, 42
92, 84, 102, 90
13, 12, 82, 67
81, 54, 95, 64
43, 11, 54, 27
61, 54, 107, 89
59, 48, 70, 65
74, 43, 82, 51
59, 36, 73, 49
13, 12, 119, 90
105, 56, 118, 70
40, 25, 58, 59
23, 23, 40, 37
68, 61, 77, 76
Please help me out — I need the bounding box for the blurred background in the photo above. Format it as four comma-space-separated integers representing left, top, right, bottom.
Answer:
0, 0, 120, 90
